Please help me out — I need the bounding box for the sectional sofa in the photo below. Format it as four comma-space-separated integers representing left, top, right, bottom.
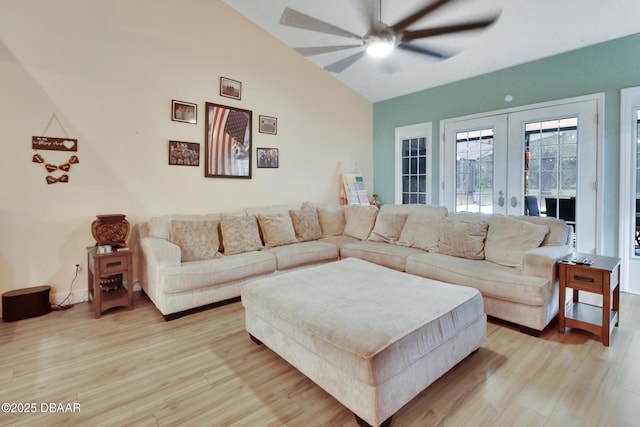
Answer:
138, 202, 572, 330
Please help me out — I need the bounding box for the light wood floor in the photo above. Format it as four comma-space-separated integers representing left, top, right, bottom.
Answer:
1, 291, 640, 427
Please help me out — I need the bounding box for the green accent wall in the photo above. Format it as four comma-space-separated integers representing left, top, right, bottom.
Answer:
373, 32, 640, 255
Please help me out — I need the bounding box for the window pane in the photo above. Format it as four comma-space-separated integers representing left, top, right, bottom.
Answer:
401, 137, 429, 205
455, 128, 494, 213
524, 117, 577, 242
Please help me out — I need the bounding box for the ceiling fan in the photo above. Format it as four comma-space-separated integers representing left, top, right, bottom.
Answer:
280, 0, 500, 73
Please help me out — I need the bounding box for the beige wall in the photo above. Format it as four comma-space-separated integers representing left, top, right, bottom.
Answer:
0, 0, 372, 307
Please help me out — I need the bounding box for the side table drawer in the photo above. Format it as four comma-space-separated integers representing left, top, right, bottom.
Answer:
566, 267, 602, 292
97, 254, 129, 274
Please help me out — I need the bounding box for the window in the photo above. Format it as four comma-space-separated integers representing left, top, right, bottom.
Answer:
401, 137, 427, 203
524, 117, 577, 223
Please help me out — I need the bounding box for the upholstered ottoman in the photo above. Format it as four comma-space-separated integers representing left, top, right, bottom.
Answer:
241, 258, 486, 427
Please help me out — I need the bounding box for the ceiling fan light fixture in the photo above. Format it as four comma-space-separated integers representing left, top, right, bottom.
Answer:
366, 38, 394, 57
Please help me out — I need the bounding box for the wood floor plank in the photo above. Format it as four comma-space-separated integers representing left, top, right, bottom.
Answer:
1, 291, 639, 426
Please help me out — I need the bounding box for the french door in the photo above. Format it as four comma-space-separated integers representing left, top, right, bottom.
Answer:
441, 97, 601, 253
619, 87, 640, 294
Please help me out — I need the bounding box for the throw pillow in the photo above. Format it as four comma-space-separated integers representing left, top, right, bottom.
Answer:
485, 215, 549, 268
169, 219, 220, 262
289, 207, 322, 242
220, 215, 264, 255
315, 204, 346, 236
518, 215, 569, 246
368, 209, 408, 243
343, 204, 378, 240
257, 213, 298, 248
437, 215, 488, 260
397, 213, 442, 251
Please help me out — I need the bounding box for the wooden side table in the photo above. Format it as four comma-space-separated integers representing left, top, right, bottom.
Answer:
558, 254, 620, 346
87, 247, 134, 318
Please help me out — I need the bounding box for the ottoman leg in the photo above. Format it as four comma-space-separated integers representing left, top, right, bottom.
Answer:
249, 334, 263, 345
355, 414, 392, 427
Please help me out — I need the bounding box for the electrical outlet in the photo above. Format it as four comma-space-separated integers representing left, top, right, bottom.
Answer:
74, 263, 81, 273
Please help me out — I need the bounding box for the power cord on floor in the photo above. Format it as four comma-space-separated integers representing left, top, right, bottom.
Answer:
51, 264, 78, 311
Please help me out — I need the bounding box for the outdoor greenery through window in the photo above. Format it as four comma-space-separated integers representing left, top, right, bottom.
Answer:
524, 117, 577, 224
456, 128, 494, 212
401, 137, 427, 204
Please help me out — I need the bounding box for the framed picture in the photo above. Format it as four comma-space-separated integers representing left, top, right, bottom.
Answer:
205, 102, 252, 178
168, 141, 200, 166
257, 147, 279, 169
259, 115, 277, 135
171, 100, 197, 124
220, 77, 242, 100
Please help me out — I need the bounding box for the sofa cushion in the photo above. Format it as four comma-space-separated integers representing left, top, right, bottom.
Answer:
264, 241, 339, 270
160, 250, 276, 294
368, 206, 408, 243
343, 204, 378, 240
341, 241, 425, 271
485, 216, 549, 268
220, 215, 264, 255
406, 252, 552, 307
437, 214, 488, 260
397, 214, 441, 252
169, 219, 220, 262
289, 207, 322, 242
313, 203, 346, 236
257, 213, 298, 248
318, 235, 360, 249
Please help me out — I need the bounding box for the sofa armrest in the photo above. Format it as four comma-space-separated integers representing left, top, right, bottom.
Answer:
522, 244, 572, 284
139, 237, 181, 303
140, 237, 181, 267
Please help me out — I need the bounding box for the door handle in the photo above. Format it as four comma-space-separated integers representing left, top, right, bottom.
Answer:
498, 191, 504, 207
511, 196, 518, 208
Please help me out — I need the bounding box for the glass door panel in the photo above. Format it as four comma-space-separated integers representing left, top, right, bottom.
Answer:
524, 117, 578, 240
442, 115, 510, 215
620, 86, 640, 294
455, 128, 494, 213
395, 122, 432, 205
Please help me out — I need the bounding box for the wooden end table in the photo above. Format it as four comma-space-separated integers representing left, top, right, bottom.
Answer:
87, 247, 134, 318
558, 254, 621, 346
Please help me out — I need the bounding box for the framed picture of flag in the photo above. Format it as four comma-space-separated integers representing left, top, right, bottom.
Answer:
204, 102, 252, 178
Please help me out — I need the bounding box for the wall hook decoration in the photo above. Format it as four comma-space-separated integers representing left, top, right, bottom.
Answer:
32, 114, 79, 184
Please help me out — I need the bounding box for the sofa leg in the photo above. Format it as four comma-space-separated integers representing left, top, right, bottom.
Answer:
355, 414, 392, 427
249, 334, 263, 345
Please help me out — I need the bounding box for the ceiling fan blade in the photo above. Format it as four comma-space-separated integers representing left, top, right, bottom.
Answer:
401, 16, 499, 42
324, 50, 367, 73
391, 0, 455, 32
397, 42, 449, 60
280, 7, 362, 40
294, 45, 362, 57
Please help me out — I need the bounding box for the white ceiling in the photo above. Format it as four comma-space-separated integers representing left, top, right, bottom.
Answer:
224, 0, 640, 103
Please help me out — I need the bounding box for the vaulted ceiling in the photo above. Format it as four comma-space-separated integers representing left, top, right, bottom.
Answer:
225, 0, 640, 102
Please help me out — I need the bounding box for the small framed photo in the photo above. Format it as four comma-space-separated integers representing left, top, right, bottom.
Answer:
259, 115, 278, 135
257, 147, 279, 168
171, 100, 197, 124
169, 141, 200, 166
220, 77, 242, 100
